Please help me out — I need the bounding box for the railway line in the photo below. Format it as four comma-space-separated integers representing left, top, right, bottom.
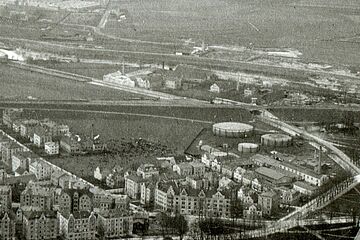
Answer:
238, 114, 360, 238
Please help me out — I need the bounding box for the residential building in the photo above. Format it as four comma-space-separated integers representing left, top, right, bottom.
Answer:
58, 211, 97, 240
106, 171, 124, 188
276, 187, 300, 206
97, 211, 133, 238
91, 189, 129, 213
22, 210, 59, 240
29, 160, 52, 180
243, 204, 262, 220
12, 120, 22, 133
124, 174, 146, 199
140, 182, 155, 206
20, 119, 40, 140
0, 185, 12, 213
234, 167, 247, 182
58, 174, 78, 189
94, 166, 111, 181
155, 181, 232, 218
41, 120, 69, 137
137, 164, 159, 179
0, 211, 16, 240
189, 161, 206, 177
60, 135, 81, 154
209, 83, 220, 93
258, 191, 279, 216
186, 176, 209, 190
219, 176, 235, 190
11, 151, 39, 173
201, 152, 214, 168
3, 108, 23, 128
164, 77, 182, 89
56, 189, 93, 215
173, 162, 193, 176
44, 142, 59, 155
134, 77, 151, 89
222, 165, 236, 179
1, 141, 25, 167
33, 127, 52, 147
20, 183, 54, 210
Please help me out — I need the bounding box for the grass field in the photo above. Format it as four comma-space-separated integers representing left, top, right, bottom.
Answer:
103, 0, 360, 65
0, 64, 146, 100
22, 106, 252, 150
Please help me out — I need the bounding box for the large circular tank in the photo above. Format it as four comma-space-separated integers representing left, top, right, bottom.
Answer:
238, 143, 259, 153
261, 134, 292, 147
212, 122, 254, 138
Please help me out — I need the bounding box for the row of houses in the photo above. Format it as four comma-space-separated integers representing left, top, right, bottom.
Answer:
2, 208, 133, 240
0, 128, 136, 239
3, 108, 107, 155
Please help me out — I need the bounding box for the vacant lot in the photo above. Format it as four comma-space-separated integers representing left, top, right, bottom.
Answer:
103, 0, 360, 65
0, 64, 145, 100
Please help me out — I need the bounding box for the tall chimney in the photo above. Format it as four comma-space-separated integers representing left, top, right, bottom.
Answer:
316, 146, 322, 174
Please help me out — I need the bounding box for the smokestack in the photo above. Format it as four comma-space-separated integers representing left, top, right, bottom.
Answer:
91, 123, 94, 140
315, 146, 322, 174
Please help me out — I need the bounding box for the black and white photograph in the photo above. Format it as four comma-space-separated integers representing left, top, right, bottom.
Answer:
0, 0, 360, 239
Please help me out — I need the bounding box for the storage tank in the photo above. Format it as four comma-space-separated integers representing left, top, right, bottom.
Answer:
212, 122, 254, 138
261, 134, 292, 147
238, 143, 259, 153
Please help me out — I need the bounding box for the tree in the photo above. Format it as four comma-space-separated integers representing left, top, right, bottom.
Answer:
173, 214, 189, 240
198, 217, 225, 240
230, 199, 243, 223
156, 212, 172, 237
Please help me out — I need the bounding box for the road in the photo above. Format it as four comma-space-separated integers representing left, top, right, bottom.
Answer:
0, 106, 214, 124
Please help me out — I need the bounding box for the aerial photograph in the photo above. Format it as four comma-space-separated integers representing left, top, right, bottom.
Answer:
0, 0, 360, 239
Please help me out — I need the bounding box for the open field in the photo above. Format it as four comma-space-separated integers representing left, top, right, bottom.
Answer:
0, 64, 146, 100
103, 0, 360, 65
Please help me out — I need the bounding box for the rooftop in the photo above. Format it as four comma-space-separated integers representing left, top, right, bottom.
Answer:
23, 210, 57, 220
293, 181, 317, 191
255, 167, 286, 181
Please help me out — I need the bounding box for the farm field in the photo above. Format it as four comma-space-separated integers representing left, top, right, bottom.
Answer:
103, 0, 360, 66
0, 64, 146, 100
